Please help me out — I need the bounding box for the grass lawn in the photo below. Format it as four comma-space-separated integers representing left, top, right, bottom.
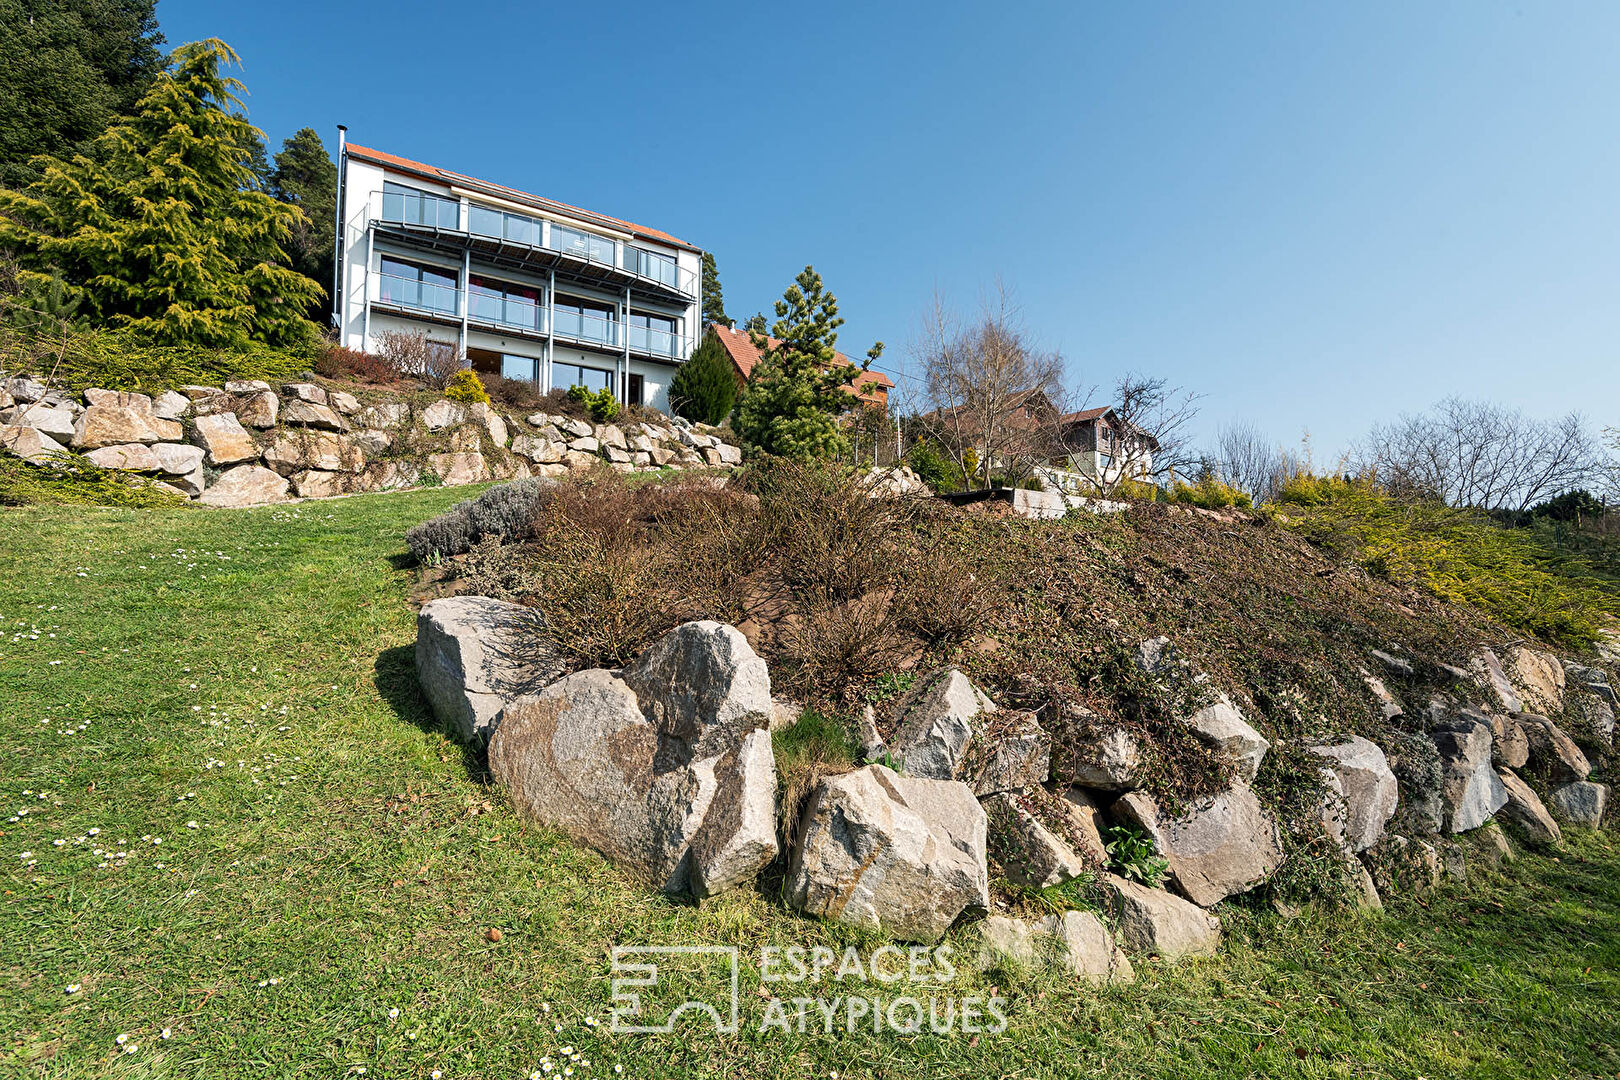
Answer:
2, 488, 1618, 1079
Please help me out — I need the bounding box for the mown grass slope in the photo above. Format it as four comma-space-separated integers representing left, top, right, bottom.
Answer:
2, 490, 1618, 1079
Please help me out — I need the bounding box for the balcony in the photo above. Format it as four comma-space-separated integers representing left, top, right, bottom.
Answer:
627, 322, 688, 360
369, 191, 698, 301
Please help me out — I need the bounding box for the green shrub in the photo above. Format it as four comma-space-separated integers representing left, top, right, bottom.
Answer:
443, 370, 490, 404
0, 449, 187, 508
404, 478, 553, 563
1101, 822, 1169, 887
1169, 476, 1253, 510
567, 384, 619, 422
1275, 473, 1620, 648
0, 325, 313, 393
904, 441, 960, 493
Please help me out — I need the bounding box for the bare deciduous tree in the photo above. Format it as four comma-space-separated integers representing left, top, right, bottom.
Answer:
1351, 397, 1603, 512
914, 289, 1073, 488
1083, 373, 1203, 492
1210, 419, 1309, 503
376, 329, 463, 389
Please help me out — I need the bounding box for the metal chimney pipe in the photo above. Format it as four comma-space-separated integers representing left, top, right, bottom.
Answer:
331, 125, 347, 329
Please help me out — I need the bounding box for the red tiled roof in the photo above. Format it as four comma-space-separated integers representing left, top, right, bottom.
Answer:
1062, 406, 1111, 424
708, 323, 893, 403
345, 143, 700, 253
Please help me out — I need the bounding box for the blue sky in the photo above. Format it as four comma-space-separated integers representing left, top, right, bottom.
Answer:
159, 0, 1620, 459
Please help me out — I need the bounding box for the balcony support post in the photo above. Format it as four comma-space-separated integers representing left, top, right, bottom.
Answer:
544, 269, 555, 394
622, 286, 631, 402
361, 224, 375, 353
458, 248, 471, 364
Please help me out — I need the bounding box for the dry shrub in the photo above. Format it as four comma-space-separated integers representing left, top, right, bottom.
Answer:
485, 373, 546, 411
378, 330, 462, 389
749, 458, 905, 603
773, 591, 913, 703
507, 473, 765, 668
315, 344, 402, 385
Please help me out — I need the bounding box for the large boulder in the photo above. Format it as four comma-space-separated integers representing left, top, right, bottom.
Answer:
970, 912, 1134, 984
0, 403, 76, 441
966, 711, 1051, 795
1100, 873, 1221, 959
1054, 708, 1144, 791
887, 668, 996, 781
1488, 711, 1530, 769
466, 402, 508, 447
73, 405, 181, 448
490, 621, 777, 900
85, 443, 161, 472
429, 451, 491, 486
1386, 732, 1445, 836
151, 390, 190, 420
1470, 648, 1523, 713
1184, 696, 1269, 783
1430, 715, 1508, 832
1517, 715, 1591, 783
196, 465, 289, 507
982, 790, 1097, 889
1495, 769, 1561, 845
236, 391, 280, 428
262, 431, 362, 476
1112, 786, 1283, 907
192, 413, 259, 465
415, 596, 566, 740
787, 764, 988, 943
0, 424, 67, 464
151, 442, 205, 477
281, 400, 348, 431
1505, 645, 1564, 715
1548, 781, 1609, 828
1360, 834, 1442, 896
1308, 736, 1399, 853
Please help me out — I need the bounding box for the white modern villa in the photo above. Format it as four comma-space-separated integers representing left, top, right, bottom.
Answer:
333, 133, 703, 412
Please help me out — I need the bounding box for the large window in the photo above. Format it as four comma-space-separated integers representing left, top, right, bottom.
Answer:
378, 255, 458, 315
551, 361, 614, 395
381, 181, 460, 229
553, 295, 618, 346
468, 275, 542, 332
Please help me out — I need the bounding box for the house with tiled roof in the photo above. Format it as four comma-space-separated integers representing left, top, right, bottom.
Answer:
706, 322, 893, 410
333, 133, 702, 413
920, 391, 1156, 491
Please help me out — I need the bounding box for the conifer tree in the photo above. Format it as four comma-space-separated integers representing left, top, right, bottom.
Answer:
700, 251, 731, 327
669, 329, 739, 425
732, 266, 883, 461
0, 38, 322, 348
271, 127, 338, 320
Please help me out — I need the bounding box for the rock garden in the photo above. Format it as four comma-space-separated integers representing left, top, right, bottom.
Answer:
409, 465, 1618, 979
0, 373, 742, 507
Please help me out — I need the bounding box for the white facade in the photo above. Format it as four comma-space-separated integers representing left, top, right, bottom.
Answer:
334, 142, 703, 414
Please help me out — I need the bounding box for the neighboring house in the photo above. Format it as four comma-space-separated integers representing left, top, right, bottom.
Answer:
333, 135, 703, 413
1041, 406, 1158, 493
707, 322, 893, 411
920, 391, 1157, 491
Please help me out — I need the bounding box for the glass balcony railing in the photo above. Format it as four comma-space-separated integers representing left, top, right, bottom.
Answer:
379, 188, 461, 230
627, 323, 687, 359
467, 203, 543, 248
376, 272, 459, 317
468, 290, 544, 333
553, 308, 621, 348
373, 189, 697, 298
547, 221, 618, 267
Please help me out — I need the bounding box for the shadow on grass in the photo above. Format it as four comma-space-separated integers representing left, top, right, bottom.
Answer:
373, 643, 492, 784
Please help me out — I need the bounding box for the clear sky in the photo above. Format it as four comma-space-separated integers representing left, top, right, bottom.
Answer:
157, 0, 1620, 460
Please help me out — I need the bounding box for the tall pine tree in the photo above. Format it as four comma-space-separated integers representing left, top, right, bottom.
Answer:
669, 329, 738, 425
732, 266, 883, 461
0, 38, 322, 348
0, 0, 166, 188
701, 251, 730, 327
271, 128, 338, 321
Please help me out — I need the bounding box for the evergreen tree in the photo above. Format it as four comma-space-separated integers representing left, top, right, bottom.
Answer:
270, 128, 338, 321
744, 312, 767, 334
732, 266, 883, 461
700, 251, 731, 327
669, 330, 739, 425
0, 0, 165, 188
0, 39, 322, 348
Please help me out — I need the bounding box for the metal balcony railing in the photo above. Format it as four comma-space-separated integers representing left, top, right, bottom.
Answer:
627, 322, 688, 359
375, 272, 459, 318
467, 289, 544, 333
553, 308, 621, 348
370, 190, 698, 298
